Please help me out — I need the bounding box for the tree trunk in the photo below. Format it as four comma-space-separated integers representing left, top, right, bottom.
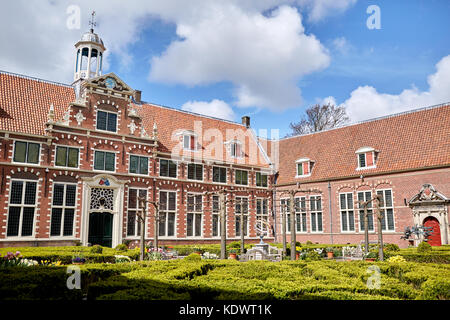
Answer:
240, 198, 245, 256
154, 207, 158, 250
139, 210, 146, 261
377, 216, 384, 261
282, 203, 287, 258
364, 206, 369, 256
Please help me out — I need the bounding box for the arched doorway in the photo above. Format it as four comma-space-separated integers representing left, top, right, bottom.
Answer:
88, 212, 113, 247
423, 217, 441, 246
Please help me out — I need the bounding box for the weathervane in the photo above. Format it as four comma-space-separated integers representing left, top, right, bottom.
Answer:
89, 11, 97, 33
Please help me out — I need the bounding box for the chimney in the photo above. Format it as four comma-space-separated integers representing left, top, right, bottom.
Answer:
134, 90, 142, 104
242, 116, 250, 128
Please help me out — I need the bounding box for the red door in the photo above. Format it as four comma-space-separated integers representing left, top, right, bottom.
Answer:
423, 217, 441, 246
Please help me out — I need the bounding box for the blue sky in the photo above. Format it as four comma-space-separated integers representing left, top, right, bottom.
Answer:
1, 0, 450, 138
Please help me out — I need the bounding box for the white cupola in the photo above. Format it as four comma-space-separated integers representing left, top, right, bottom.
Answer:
73, 11, 106, 83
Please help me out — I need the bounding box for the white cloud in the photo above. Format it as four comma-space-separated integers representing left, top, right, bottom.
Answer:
150, 5, 330, 111
181, 99, 235, 121
296, 0, 357, 22
336, 55, 450, 122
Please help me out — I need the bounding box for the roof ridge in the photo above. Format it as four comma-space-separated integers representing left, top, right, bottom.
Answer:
140, 101, 247, 127
0, 70, 74, 89
279, 101, 450, 141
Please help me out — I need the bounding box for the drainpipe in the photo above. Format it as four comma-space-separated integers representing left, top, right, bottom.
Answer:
328, 181, 333, 244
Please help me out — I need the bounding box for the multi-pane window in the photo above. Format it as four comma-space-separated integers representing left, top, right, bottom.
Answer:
212, 195, 221, 237
96, 110, 117, 132
256, 172, 268, 187
7, 180, 37, 237
294, 197, 307, 232
340, 193, 355, 232
13, 141, 40, 164
376, 189, 395, 231
213, 166, 227, 183
280, 198, 291, 232
129, 155, 148, 175
187, 163, 203, 181
256, 198, 269, 234
159, 191, 176, 237
94, 151, 115, 172
310, 196, 323, 232
50, 183, 76, 237
358, 191, 374, 231
235, 197, 248, 237
235, 170, 248, 185
55, 146, 79, 168
183, 134, 196, 151
297, 162, 311, 176
127, 188, 147, 237
357, 151, 375, 168
160, 159, 177, 178
187, 194, 202, 237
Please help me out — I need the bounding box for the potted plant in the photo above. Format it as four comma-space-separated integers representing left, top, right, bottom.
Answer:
326, 247, 334, 259
229, 249, 237, 259
193, 246, 203, 255
365, 251, 377, 262
72, 254, 86, 265
295, 247, 301, 260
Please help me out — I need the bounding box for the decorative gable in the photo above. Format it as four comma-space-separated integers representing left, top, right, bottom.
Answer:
409, 184, 448, 206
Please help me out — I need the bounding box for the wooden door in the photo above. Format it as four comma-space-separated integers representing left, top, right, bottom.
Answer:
423, 217, 441, 246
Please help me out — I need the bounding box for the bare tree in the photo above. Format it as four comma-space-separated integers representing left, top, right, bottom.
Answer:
289, 103, 349, 136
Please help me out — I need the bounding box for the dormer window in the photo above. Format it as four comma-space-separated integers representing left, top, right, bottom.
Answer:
356, 147, 377, 169
296, 158, 313, 177
225, 140, 243, 158
180, 131, 197, 151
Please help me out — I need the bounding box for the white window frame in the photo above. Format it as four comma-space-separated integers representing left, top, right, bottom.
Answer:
294, 196, 308, 233
54, 144, 81, 169
356, 147, 377, 170
12, 140, 41, 166
96, 109, 118, 133
256, 198, 269, 234
357, 190, 376, 233
186, 193, 203, 238
255, 172, 269, 188
126, 187, 148, 238
50, 182, 78, 238
211, 195, 223, 238
376, 188, 396, 232
295, 158, 312, 178
159, 158, 178, 179
339, 192, 355, 233
128, 154, 149, 176
310, 195, 323, 233
158, 190, 177, 239
93, 149, 117, 173
6, 179, 38, 238
234, 169, 248, 186
234, 196, 249, 237
187, 162, 204, 181
182, 132, 198, 151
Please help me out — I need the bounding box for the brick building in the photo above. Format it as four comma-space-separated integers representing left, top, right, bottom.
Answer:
0, 28, 448, 249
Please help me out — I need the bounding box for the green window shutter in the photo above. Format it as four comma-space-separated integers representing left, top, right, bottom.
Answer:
235, 170, 241, 184
297, 163, 303, 175
256, 173, 261, 186
55, 146, 67, 166
129, 155, 138, 173
94, 151, 105, 170
105, 153, 115, 171
13, 141, 27, 163
67, 148, 79, 168
26, 143, 39, 164
169, 161, 177, 178
262, 174, 268, 187
242, 171, 248, 185
140, 157, 148, 174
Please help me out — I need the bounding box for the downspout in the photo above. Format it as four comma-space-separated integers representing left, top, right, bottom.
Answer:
328, 181, 333, 244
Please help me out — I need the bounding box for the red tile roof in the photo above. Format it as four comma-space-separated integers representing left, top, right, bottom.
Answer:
276, 103, 450, 185
0, 71, 75, 135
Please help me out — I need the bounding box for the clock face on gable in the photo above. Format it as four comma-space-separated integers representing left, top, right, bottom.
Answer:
105, 77, 116, 89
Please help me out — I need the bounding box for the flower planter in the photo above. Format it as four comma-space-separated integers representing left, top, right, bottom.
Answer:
365, 258, 376, 262
327, 252, 334, 259
295, 252, 300, 260
72, 262, 85, 265
229, 253, 237, 259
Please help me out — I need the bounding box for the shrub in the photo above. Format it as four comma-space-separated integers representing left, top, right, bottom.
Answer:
115, 244, 128, 251
387, 255, 407, 263
420, 279, 450, 300
184, 253, 202, 262
306, 241, 313, 245
417, 242, 432, 253
90, 245, 103, 254
384, 243, 400, 252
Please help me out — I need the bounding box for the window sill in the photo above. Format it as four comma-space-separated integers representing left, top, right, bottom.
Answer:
356, 165, 376, 171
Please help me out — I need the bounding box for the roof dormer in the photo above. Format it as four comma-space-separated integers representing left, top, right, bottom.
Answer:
356, 146, 378, 169
296, 157, 314, 178
225, 139, 243, 158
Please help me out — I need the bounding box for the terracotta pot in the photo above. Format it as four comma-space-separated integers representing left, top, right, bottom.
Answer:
296, 252, 300, 260
229, 253, 237, 259
365, 258, 376, 262
327, 252, 334, 259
